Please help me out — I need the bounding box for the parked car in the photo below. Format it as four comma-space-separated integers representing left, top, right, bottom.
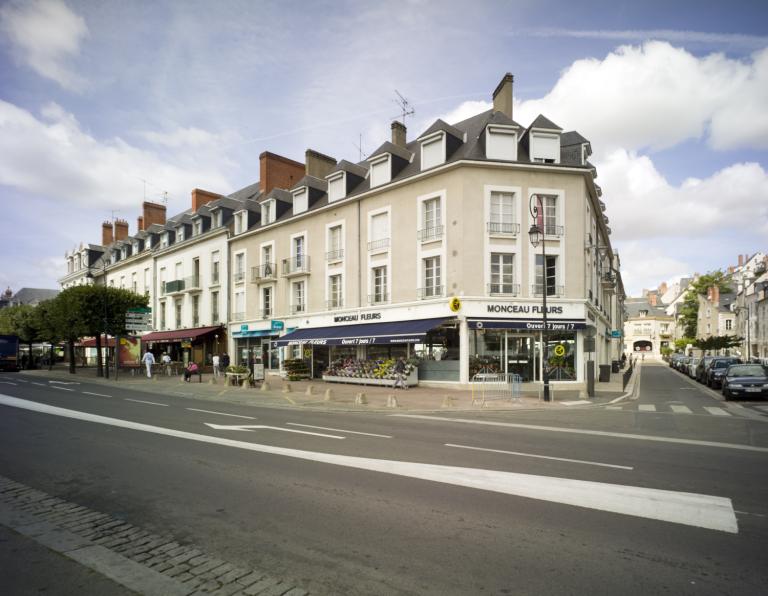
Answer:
673, 356, 687, 372
696, 356, 716, 383
706, 357, 742, 389
687, 357, 700, 378
722, 364, 768, 400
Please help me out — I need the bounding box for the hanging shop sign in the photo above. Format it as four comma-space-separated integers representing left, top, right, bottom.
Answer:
449, 297, 462, 313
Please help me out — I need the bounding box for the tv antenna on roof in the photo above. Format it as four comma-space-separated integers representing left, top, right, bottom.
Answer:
392, 89, 415, 125
353, 133, 367, 161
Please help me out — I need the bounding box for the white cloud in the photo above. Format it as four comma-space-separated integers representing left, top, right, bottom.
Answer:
615, 242, 693, 297
0, 0, 88, 90
522, 28, 768, 49
0, 99, 233, 209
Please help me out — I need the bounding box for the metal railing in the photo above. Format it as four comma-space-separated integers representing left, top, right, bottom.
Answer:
471, 371, 522, 406
261, 308, 272, 320
326, 249, 344, 262
368, 292, 388, 305
417, 286, 444, 299
291, 303, 306, 314
251, 263, 276, 282
162, 279, 184, 294
543, 224, 564, 237
531, 284, 564, 297
326, 298, 344, 310
282, 255, 310, 275
210, 271, 220, 285
233, 271, 246, 283
487, 222, 520, 235
417, 225, 444, 242
487, 283, 520, 296
184, 275, 200, 290
368, 238, 390, 252
232, 311, 245, 321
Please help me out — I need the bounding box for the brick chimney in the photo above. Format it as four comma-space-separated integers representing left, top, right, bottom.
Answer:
137, 216, 144, 231
492, 72, 514, 120
738, 254, 744, 267
259, 152, 305, 194
143, 201, 166, 228
649, 293, 657, 307
707, 286, 720, 305
658, 282, 668, 295
102, 221, 114, 246
114, 219, 129, 241
191, 188, 221, 211
391, 121, 407, 148
305, 149, 336, 179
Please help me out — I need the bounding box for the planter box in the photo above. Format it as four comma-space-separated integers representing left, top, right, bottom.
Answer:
322, 367, 418, 387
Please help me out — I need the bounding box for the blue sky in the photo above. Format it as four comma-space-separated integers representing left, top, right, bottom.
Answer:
0, 0, 766, 297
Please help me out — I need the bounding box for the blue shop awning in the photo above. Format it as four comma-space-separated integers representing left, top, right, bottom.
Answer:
274, 317, 450, 347
469, 319, 587, 331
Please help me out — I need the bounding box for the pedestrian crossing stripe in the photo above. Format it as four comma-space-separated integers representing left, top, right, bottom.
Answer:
704, 407, 731, 417
638, 404, 656, 412
670, 405, 692, 414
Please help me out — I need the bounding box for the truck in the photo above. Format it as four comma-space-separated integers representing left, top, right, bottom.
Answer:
0, 335, 20, 372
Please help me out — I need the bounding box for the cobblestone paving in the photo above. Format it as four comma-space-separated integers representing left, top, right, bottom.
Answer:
0, 475, 309, 596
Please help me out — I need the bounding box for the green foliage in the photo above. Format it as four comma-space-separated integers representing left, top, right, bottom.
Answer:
679, 270, 733, 338
694, 335, 742, 352
284, 358, 310, 381
660, 346, 673, 357
674, 337, 695, 351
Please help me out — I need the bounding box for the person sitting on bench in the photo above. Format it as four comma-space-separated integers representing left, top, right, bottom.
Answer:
183, 361, 199, 382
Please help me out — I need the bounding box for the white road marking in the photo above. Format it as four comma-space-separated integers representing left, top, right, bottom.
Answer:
561, 400, 591, 406
446, 443, 633, 470
670, 405, 692, 414
638, 404, 656, 412
286, 423, 392, 438
49, 381, 80, 385
31, 382, 46, 386
0, 381, 17, 386
704, 407, 731, 417
391, 414, 768, 454
50, 386, 75, 392
0, 394, 739, 534
186, 408, 256, 420
82, 392, 112, 398
124, 399, 168, 407
605, 406, 624, 410
756, 406, 768, 412
204, 423, 344, 439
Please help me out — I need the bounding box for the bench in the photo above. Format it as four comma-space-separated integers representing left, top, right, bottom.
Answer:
182, 368, 202, 383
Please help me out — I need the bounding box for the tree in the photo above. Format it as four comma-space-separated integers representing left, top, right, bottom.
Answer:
694, 335, 742, 353
679, 270, 733, 338
674, 337, 695, 352
34, 299, 64, 370
0, 305, 40, 368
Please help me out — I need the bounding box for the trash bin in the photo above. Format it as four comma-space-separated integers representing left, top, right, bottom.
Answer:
598, 364, 611, 382
611, 360, 620, 373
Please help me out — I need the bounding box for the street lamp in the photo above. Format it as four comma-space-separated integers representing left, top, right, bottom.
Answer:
86, 261, 110, 379
528, 194, 551, 402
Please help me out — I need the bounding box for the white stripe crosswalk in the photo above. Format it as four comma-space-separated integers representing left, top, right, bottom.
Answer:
704, 407, 731, 417
611, 404, 753, 418
670, 405, 693, 414
638, 404, 656, 412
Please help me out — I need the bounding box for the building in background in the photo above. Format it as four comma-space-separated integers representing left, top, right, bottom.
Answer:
623, 293, 673, 359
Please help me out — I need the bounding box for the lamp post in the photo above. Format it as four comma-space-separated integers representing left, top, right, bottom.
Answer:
528, 194, 551, 402
86, 262, 110, 379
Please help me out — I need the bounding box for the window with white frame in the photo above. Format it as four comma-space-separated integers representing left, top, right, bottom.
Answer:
144, 268, 150, 295
421, 134, 444, 170
422, 257, 442, 298
292, 281, 305, 313
234, 212, 245, 235
534, 195, 560, 236
490, 253, 515, 294
234, 253, 245, 283
369, 212, 389, 251
175, 299, 182, 327
159, 267, 166, 293
371, 266, 387, 304
328, 274, 342, 308
327, 225, 343, 260
262, 287, 272, 318
211, 291, 219, 323
369, 155, 390, 187
194, 220, 202, 236
726, 319, 732, 331
420, 197, 442, 241
261, 245, 274, 277
177, 226, 185, 242
159, 301, 166, 330
486, 126, 517, 160
161, 233, 169, 248
131, 272, 137, 293
175, 262, 182, 281
489, 191, 516, 234
293, 188, 308, 214
120, 275, 125, 289
261, 201, 274, 225
535, 254, 559, 296
234, 291, 245, 320
531, 133, 560, 163
211, 251, 220, 284
328, 173, 345, 202
292, 236, 305, 269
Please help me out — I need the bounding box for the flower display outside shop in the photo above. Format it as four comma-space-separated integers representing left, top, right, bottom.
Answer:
324, 358, 417, 380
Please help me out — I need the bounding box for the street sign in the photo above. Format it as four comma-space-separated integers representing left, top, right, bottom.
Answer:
611, 330, 622, 338
127, 308, 152, 314
126, 325, 151, 332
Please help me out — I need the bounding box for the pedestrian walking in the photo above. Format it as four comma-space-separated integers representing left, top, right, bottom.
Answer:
161, 352, 172, 375
212, 354, 221, 378
141, 350, 155, 378
221, 352, 230, 370
393, 357, 408, 390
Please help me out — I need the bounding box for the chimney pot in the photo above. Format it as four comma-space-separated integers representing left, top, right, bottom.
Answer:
259, 151, 305, 194
305, 149, 336, 179
114, 219, 129, 241
492, 72, 514, 120
738, 254, 744, 267
137, 215, 144, 231
142, 201, 166, 228
191, 188, 221, 211
391, 121, 407, 148
101, 221, 114, 246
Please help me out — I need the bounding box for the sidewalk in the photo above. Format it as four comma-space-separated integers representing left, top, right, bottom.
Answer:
17, 365, 630, 413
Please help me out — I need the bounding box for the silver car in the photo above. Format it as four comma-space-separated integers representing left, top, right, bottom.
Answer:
688, 357, 700, 378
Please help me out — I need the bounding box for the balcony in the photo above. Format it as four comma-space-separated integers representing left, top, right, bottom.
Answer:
487, 222, 521, 236
261, 308, 272, 320
282, 255, 310, 277
368, 292, 388, 305
601, 272, 616, 294
251, 263, 277, 283
326, 249, 344, 262
210, 271, 220, 286
232, 311, 245, 322
417, 286, 444, 300
368, 238, 390, 253
543, 224, 564, 237
183, 275, 200, 291
233, 270, 246, 284
488, 283, 520, 296
417, 225, 444, 243
291, 303, 306, 315
531, 284, 564, 297
163, 279, 185, 295
326, 298, 344, 310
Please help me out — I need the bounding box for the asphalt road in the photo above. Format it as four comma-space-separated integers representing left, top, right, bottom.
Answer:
1, 363, 767, 595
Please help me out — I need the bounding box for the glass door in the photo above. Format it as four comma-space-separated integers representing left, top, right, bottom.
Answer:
507, 335, 534, 382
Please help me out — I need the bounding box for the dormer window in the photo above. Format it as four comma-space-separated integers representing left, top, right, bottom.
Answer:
161, 233, 169, 248
194, 220, 202, 236
328, 172, 345, 202
234, 212, 245, 235
213, 211, 222, 228
420, 132, 445, 170
531, 132, 560, 164
486, 125, 518, 160
369, 155, 390, 188
293, 188, 308, 214
261, 201, 275, 225
121, 247, 127, 260
177, 226, 185, 242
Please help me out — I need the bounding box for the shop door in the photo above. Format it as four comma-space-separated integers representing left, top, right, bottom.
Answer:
507, 335, 534, 382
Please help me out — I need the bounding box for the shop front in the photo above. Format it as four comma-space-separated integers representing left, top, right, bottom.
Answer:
231, 320, 284, 374
140, 325, 224, 368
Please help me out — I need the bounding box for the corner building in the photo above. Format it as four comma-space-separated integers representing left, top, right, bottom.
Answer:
229, 74, 625, 392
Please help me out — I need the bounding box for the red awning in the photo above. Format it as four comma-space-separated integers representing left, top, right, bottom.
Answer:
140, 326, 222, 344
